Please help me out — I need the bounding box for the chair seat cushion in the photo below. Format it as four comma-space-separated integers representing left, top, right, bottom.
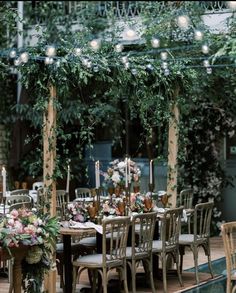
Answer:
125, 246, 149, 259
179, 234, 194, 244
56, 242, 81, 254
73, 254, 123, 268
78, 236, 97, 247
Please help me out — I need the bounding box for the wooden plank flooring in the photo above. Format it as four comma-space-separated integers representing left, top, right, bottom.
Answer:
0, 236, 226, 292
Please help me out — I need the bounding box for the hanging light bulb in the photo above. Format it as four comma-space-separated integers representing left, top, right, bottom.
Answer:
86, 60, 92, 68
90, 39, 101, 51
151, 38, 160, 48
194, 30, 203, 41
114, 44, 124, 53
46, 46, 56, 57
74, 47, 82, 56
14, 58, 21, 66
20, 52, 29, 63
177, 15, 190, 29
206, 67, 212, 74
202, 44, 209, 54
203, 59, 210, 67
164, 68, 170, 76
45, 57, 54, 65
9, 49, 17, 58
161, 62, 168, 69
160, 51, 168, 60
124, 28, 136, 39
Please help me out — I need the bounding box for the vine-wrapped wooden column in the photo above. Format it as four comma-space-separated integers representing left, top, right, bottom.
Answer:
43, 84, 57, 293
167, 86, 180, 208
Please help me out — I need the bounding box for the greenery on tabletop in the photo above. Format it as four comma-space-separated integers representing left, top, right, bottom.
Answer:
0, 208, 60, 293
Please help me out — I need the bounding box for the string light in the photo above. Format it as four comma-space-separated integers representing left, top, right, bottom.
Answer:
206, 67, 212, 74
45, 57, 53, 65
124, 28, 136, 39
114, 44, 124, 53
20, 52, 29, 63
194, 30, 203, 41
14, 58, 21, 66
160, 51, 168, 60
121, 56, 128, 64
177, 15, 190, 29
151, 38, 160, 48
203, 59, 210, 67
46, 46, 56, 57
90, 39, 101, 51
202, 44, 209, 54
9, 49, 17, 58
74, 48, 82, 56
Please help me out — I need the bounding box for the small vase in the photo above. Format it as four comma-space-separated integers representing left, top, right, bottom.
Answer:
144, 198, 153, 210
88, 206, 97, 219
107, 186, 114, 196
117, 202, 125, 216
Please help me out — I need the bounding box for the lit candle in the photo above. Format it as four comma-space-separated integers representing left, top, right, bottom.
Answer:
149, 159, 153, 185
125, 158, 128, 188
66, 165, 70, 194
97, 160, 100, 188
2, 167, 6, 198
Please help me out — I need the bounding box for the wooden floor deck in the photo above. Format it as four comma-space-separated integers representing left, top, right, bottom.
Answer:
0, 236, 225, 292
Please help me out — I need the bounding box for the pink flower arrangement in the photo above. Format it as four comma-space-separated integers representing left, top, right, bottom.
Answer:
66, 202, 89, 222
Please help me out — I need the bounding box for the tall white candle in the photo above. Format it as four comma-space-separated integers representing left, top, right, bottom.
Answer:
66, 165, 70, 193
149, 160, 153, 185
125, 158, 128, 188
95, 161, 100, 189
128, 158, 131, 184
97, 160, 100, 188
2, 167, 6, 198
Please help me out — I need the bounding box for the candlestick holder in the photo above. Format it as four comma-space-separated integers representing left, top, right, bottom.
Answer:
125, 185, 131, 216
95, 187, 102, 216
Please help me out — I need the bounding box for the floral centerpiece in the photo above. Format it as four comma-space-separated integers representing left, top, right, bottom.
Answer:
130, 192, 154, 213
0, 207, 59, 293
65, 201, 89, 223
101, 158, 141, 194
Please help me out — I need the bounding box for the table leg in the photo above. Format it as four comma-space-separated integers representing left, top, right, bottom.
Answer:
63, 234, 72, 293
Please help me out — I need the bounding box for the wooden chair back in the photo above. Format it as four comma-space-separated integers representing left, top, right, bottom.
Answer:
56, 190, 69, 219
75, 188, 91, 199
6, 195, 32, 206
221, 221, 236, 293
179, 188, 193, 210
10, 189, 29, 196
9, 202, 32, 212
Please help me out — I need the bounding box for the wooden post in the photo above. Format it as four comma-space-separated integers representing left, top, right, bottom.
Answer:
43, 84, 57, 293
167, 86, 180, 208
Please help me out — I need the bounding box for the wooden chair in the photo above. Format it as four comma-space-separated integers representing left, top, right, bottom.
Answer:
9, 201, 32, 212
75, 188, 91, 200
72, 216, 131, 293
152, 206, 184, 293
56, 190, 69, 219
178, 188, 194, 233
6, 195, 32, 206
126, 211, 157, 293
179, 201, 214, 284
10, 189, 29, 196
221, 221, 236, 293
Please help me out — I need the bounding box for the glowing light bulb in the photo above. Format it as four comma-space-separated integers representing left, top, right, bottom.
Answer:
45, 57, 54, 65
115, 44, 124, 53
9, 49, 17, 58
160, 51, 168, 60
74, 48, 82, 56
151, 38, 160, 48
131, 68, 137, 75
20, 52, 29, 63
177, 15, 190, 29
14, 58, 21, 66
46, 46, 56, 57
124, 62, 130, 69
203, 59, 210, 67
202, 44, 209, 54
90, 39, 101, 51
194, 30, 203, 41
206, 67, 212, 74
125, 28, 136, 39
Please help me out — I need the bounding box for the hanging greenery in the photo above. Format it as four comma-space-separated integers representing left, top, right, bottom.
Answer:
0, 1, 235, 234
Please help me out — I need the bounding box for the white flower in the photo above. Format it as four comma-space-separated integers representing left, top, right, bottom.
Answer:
117, 161, 126, 169
112, 171, 121, 183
